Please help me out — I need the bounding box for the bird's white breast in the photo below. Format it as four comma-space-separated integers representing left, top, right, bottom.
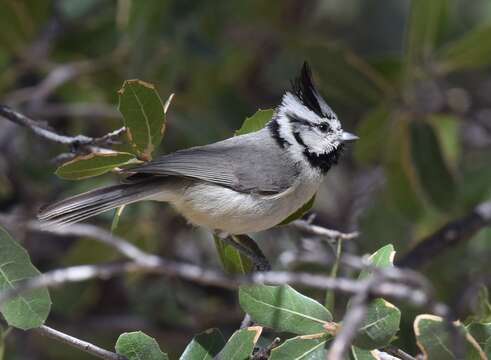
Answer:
168, 170, 323, 234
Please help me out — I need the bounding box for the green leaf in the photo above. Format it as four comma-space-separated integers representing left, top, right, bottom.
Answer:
353, 299, 401, 349
354, 246, 400, 349
466, 322, 491, 357
279, 195, 316, 225
179, 328, 225, 360
235, 109, 274, 136
466, 285, 491, 324
405, 0, 447, 76
215, 327, 261, 360
213, 235, 254, 274
358, 244, 395, 280
0, 226, 51, 330
385, 119, 424, 220
115, 331, 168, 360
349, 346, 379, 360
414, 315, 486, 360
55, 152, 137, 180
269, 334, 331, 360
460, 165, 491, 208
118, 79, 173, 160
437, 24, 491, 73
410, 120, 457, 212
353, 105, 391, 165
476, 287, 491, 322
239, 285, 333, 335
429, 115, 460, 168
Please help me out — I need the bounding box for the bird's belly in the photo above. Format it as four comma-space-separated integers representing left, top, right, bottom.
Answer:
172, 178, 322, 234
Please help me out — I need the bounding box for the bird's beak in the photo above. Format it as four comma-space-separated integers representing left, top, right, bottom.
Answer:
341, 131, 359, 142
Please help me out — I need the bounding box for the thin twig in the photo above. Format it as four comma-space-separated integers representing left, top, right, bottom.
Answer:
327, 279, 371, 360
36, 325, 126, 360
291, 220, 358, 240
0, 257, 448, 318
0, 105, 125, 152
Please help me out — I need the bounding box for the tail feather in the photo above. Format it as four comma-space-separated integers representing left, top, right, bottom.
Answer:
38, 179, 168, 228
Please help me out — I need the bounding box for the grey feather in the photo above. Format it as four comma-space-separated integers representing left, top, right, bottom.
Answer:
38, 178, 171, 227
123, 128, 300, 194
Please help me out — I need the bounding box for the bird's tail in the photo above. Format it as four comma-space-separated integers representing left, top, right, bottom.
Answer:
37, 178, 170, 228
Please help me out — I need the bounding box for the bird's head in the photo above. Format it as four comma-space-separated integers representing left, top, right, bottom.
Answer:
269, 62, 358, 172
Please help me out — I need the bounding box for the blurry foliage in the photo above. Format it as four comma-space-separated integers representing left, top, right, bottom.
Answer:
0, 0, 491, 358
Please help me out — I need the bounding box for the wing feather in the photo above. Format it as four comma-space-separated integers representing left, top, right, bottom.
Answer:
123, 129, 299, 194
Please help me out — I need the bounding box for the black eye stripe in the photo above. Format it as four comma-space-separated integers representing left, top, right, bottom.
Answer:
287, 113, 333, 133
286, 113, 311, 127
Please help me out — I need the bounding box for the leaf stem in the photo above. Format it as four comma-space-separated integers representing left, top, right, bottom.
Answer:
325, 238, 343, 311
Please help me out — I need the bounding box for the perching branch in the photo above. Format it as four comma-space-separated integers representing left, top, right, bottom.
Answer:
0, 223, 448, 315
396, 200, 491, 269
291, 219, 358, 241
36, 325, 126, 360
0, 105, 125, 155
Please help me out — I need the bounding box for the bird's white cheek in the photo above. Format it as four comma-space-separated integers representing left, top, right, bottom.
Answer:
301, 133, 323, 153
310, 137, 332, 154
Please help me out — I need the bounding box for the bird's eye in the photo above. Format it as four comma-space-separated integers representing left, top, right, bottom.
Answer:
318, 123, 330, 132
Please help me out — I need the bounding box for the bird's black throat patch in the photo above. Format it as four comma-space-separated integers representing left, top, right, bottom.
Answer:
293, 131, 344, 173
303, 145, 344, 173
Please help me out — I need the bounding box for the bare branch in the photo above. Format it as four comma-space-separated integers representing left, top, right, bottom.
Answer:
36, 325, 125, 360
0, 105, 125, 153
396, 200, 491, 269
291, 219, 358, 240
29, 222, 165, 265
0, 256, 448, 319
328, 280, 370, 360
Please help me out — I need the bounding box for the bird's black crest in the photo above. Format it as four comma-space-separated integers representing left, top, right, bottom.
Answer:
291, 62, 324, 118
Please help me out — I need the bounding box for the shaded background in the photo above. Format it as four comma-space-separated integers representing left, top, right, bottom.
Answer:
0, 0, 491, 358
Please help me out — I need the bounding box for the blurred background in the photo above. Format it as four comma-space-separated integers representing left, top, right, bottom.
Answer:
0, 0, 491, 358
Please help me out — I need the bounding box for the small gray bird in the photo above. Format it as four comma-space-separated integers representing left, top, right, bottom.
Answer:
38, 63, 358, 234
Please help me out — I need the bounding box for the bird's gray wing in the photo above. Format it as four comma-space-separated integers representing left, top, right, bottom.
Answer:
123, 129, 299, 194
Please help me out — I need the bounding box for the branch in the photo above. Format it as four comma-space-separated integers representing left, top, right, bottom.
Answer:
290, 219, 358, 240
0, 222, 455, 360
0, 224, 449, 322
396, 200, 491, 269
36, 325, 125, 360
0, 105, 125, 152
328, 280, 370, 360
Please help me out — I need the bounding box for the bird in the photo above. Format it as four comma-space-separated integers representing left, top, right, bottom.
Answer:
38, 62, 358, 235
